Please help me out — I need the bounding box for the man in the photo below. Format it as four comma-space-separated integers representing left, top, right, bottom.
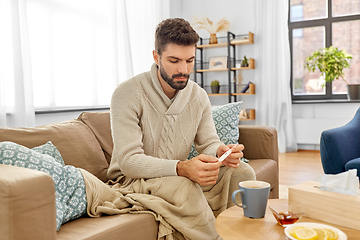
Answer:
108, 18, 255, 240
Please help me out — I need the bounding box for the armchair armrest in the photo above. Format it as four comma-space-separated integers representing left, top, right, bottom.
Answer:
0, 164, 57, 240
238, 125, 278, 164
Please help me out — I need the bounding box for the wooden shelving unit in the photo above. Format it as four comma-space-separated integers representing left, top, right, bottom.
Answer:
197, 32, 254, 49
197, 42, 228, 49
233, 83, 255, 95
239, 109, 256, 121
197, 68, 227, 73
196, 58, 255, 72
230, 32, 254, 45
194, 31, 256, 121
208, 93, 229, 96
207, 83, 255, 97
231, 58, 255, 70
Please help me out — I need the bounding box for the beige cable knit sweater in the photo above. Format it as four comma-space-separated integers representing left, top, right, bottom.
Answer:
108, 63, 223, 180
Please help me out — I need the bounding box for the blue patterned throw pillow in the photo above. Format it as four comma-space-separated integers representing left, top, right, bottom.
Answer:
32, 141, 65, 166
188, 101, 244, 159
0, 141, 87, 231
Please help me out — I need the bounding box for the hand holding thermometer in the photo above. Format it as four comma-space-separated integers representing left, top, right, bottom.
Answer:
218, 144, 238, 162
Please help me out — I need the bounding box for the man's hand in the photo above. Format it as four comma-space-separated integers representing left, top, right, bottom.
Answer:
217, 144, 244, 168
176, 154, 222, 186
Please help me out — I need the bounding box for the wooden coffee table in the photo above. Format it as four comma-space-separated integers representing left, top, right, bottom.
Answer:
215, 199, 360, 240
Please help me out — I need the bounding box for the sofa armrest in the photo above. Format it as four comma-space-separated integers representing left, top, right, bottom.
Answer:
0, 164, 57, 240
238, 125, 278, 164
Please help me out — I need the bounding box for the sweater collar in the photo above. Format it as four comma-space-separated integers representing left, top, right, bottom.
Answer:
150, 63, 192, 115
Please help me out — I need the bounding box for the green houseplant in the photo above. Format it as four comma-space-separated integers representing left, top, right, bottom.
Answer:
210, 80, 220, 94
241, 56, 249, 67
304, 46, 359, 99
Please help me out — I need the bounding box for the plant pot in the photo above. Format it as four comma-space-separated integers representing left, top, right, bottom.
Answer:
211, 85, 220, 94
347, 84, 360, 100
209, 33, 218, 44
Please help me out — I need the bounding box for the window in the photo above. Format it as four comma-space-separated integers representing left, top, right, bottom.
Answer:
0, 0, 163, 112
289, 0, 360, 101
290, 5, 304, 22
28, 0, 115, 108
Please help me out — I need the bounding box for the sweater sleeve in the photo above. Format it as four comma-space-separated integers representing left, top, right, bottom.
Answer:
107, 79, 179, 180
193, 88, 224, 157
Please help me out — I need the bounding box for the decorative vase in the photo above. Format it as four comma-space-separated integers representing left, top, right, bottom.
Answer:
347, 84, 360, 100
209, 33, 218, 44
211, 85, 220, 94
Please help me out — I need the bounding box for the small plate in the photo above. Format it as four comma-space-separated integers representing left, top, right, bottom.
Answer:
284, 222, 347, 240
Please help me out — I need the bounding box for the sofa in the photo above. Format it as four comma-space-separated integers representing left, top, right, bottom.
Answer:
0, 111, 279, 240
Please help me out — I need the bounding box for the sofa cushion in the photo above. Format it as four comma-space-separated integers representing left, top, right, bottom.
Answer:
57, 213, 158, 240
188, 101, 243, 159
0, 120, 109, 181
238, 125, 278, 162
78, 111, 113, 164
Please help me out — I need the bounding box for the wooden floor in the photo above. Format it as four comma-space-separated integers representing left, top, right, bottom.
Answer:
279, 150, 324, 199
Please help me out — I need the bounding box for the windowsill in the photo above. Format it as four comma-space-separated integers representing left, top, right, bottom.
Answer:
35, 105, 110, 114
292, 99, 360, 104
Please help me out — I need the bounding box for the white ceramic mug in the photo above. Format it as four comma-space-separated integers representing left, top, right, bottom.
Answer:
231, 180, 270, 218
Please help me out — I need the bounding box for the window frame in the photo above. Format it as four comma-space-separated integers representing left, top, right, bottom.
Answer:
289, 0, 360, 101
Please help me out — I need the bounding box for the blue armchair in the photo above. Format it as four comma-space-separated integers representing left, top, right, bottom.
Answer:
320, 107, 360, 177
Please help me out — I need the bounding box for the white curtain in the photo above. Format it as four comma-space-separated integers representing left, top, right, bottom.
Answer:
112, 0, 170, 83
0, 0, 35, 127
0, 0, 169, 128
254, 0, 298, 153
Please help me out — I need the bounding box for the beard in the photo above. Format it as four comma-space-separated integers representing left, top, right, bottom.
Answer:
159, 62, 190, 90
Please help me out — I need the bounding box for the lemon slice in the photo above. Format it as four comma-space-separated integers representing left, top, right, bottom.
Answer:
290, 226, 305, 238
323, 229, 333, 239
331, 229, 338, 240
314, 228, 328, 240
294, 227, 318, 240
323, 229, 338, 240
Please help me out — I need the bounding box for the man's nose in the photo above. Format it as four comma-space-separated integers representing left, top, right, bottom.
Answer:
178, 62, 188, 74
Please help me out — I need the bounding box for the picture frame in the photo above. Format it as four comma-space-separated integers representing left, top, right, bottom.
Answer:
208, 56, 228, 70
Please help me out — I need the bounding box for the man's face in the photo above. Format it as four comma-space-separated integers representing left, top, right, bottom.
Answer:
156, 43, 195, 91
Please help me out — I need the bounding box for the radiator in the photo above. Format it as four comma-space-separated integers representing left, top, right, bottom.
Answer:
294, 118, 349, 144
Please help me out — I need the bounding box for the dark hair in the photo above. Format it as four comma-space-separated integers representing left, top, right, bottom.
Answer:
155, 18, 199, 55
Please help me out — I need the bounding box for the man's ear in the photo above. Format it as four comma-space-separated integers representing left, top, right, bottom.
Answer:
153, 50, 160, 66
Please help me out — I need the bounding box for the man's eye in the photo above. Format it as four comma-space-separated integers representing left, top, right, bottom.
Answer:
187, 59, 194, 63
170, 60, 178, 63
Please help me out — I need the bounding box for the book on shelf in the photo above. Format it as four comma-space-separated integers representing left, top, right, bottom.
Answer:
241, 81, 252, 93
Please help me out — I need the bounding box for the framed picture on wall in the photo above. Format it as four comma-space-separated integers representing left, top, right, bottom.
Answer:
209, 56, 227, 70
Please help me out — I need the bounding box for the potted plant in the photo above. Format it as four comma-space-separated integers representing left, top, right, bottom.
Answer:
304, 46, 359, 100
193, 17, 230, 44
241, 56, 249, 68
211, 80, 220, 94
